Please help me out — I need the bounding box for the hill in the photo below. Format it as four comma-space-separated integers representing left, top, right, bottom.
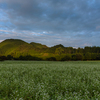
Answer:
0, 39, 68, 60
30, 42, 48, 49
1, 38, 100, 61
47, 44, 65, 53
0, 39, 39, 57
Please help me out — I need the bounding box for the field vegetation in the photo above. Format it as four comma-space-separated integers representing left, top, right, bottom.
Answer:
0, 61, 100, 99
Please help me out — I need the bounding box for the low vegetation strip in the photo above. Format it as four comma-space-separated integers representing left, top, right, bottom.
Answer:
0, 61, 100, 100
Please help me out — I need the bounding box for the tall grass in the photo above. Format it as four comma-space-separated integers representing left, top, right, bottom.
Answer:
0, 61, 100, 100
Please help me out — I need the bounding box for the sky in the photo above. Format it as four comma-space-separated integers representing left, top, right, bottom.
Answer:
0, 0, 100, 47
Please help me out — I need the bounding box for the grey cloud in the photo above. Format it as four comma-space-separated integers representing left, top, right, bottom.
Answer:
0, 0, 100, 47
2, 0, 99, 32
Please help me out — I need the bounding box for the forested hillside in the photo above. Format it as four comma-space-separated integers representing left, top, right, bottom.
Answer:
0, 39, 100, 61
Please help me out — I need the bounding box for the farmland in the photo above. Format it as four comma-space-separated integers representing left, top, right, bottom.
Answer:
0, 61, 100, 100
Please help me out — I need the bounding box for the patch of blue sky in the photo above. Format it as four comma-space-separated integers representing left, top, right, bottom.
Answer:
0, 10, 5, 19
0, 21, 14, 31
0, 10, 15, 30
0, 9, 9, 23
88, 0, 95, 5
0, 21, 7, 26
0, 2, 7, 9
0, 25, 6, 31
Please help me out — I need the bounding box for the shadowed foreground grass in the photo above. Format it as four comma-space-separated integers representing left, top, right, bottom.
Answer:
0, 61, 100, 100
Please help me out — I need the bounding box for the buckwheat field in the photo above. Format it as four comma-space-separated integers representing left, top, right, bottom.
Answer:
0, 61, 100, 100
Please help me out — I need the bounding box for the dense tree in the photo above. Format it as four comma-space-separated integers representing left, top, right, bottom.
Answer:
96, 54, 100, 60
71, 54, 77, 60
91, 53, 97, 60
61, 55, 71, 61
18, 55, 42, 61
65, 47, 73, 54
0, 56, 7, 61
76, 48, 84, 53
84, 52, 91, 60
71, 54, 83, 61
7, 55, 13, 60
55, 47, 64, 55
75, 54, 83, 60
46, 57, 56, 61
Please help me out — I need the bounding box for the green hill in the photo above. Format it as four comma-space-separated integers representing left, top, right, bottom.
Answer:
30, 42, 48, 49
0, 39, 39, 57
47, 44, 65, 53
0, 39, 67, 58
0, 39, 26, 55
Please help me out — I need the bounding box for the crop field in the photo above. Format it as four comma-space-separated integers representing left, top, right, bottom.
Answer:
0, 61, 100, 100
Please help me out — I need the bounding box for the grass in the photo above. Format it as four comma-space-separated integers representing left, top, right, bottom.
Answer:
0, 61, 100, 100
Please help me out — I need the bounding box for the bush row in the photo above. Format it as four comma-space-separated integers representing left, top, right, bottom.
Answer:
0, 53, 100, 61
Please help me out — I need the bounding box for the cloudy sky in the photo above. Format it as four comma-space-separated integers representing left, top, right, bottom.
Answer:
0, 0, 100, 47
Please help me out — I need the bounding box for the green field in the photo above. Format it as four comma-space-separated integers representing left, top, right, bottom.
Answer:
0, 61, 100, 100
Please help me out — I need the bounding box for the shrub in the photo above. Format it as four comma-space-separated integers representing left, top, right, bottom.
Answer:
0, 56, 7, 61
71, 54, 83, 61
46, 57, 56, 61
61, 55, 71, 61
7, 55, 13, 60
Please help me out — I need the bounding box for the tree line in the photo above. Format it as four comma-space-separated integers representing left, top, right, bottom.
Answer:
0, 53, 100, 61
0, 46, 100, 61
